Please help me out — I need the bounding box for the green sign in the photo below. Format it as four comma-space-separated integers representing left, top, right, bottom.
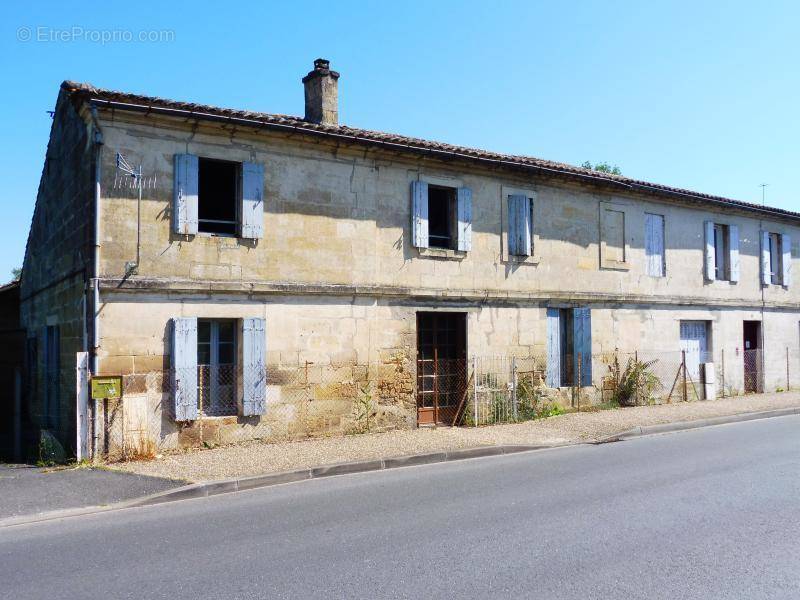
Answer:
91, 376, 122, 400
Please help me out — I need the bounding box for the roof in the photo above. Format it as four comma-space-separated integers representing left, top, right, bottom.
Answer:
61, 80, 800, 222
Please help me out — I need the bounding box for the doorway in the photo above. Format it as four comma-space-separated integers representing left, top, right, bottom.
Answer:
743, 321, 762, 393
416, 312, 467, 425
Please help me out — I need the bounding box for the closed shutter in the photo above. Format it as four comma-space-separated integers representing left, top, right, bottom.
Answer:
572, 308, 592, 387
761, 231, 771, 286
241, 162, 264, 239
728, 225, 740, 282
645, 214, 665, 277
456, 187, 472, 251
546, 308, 561, 388
508, 194, 531, 256
782, 233, 792, 287
172, 317, 198, 421
704, 221, 715, 281
173, 154, 199, 235
242, 318, 267, 416
411, 181, 429, 248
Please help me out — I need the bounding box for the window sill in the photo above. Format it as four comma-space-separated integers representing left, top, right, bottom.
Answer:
417, 247, 467, 260
504, 254, 540, 266
600, 261, 630, 272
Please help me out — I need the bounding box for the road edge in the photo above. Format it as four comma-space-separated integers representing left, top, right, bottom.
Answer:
3, 406, 797, 528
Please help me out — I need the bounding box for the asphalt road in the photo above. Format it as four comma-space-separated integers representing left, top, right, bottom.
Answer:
1, 416, 798, 599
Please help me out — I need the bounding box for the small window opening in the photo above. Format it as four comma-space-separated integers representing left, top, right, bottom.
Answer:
428, 186, 456, 249
769, 232, 782, 285
713, 224, 729, 280
198, 158, 238, 235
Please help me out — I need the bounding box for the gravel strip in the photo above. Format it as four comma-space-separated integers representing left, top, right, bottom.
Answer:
112, 392, 800, 482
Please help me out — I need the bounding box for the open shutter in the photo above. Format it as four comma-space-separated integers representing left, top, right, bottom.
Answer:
546, 308, 561, 388
704, 221, 715, 281
456, 187, 472, 252
728, 224, 740, 282
411, 181, 429, 248
173, 154, 199, 235
508, 194, 531, 256
572, 308, 592, 387
241, 162, 264, 239
761, 231, 771, 286
242, 318, 266, 416
172, 317, 198, 420
782, 233, 791, 287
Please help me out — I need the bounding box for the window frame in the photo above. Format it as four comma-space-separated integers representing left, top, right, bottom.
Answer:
197, 157, 241, 237
644, 212, 666, 278
713, 223, 729, 281
426, 185, 457, 250
197, 318, 238, 417
501, 184, 540, 265
599, 201, 630, 270
768, 232, 783, 285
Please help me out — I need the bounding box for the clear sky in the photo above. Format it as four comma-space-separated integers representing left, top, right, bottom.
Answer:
1, 0, 798, 283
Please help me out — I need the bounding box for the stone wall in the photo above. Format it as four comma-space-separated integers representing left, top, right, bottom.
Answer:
19, 90, 94, 452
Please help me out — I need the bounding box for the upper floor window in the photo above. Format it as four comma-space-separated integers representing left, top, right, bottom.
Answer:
761, 230, 791, 287
427, 186, 456, 249
411, 181, 472, 253
173, 154, 264, 240
644, 213, 665, 277
704, 221, 739, 283
508, 194, 534, 257
198, 158, 239, 235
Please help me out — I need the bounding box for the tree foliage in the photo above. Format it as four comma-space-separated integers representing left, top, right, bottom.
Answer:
581, 161, 622, 176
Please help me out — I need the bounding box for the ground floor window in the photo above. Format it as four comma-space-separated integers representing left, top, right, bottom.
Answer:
197, 319, 237, 416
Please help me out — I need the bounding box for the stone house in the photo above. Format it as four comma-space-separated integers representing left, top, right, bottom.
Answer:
20, 59, 800, 457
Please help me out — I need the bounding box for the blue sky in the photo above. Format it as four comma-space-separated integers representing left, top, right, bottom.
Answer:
1, 0, 798, 282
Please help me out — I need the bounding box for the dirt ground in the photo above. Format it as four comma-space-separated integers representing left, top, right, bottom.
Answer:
112, 391, 800, 483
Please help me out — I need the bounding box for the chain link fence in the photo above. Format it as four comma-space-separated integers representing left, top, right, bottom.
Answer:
90, 345, 800, 460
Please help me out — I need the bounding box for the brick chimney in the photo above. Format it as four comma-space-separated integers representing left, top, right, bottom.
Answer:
302, 58, 340, 126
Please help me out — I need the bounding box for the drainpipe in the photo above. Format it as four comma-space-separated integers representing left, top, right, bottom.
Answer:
90, 104, 104, 458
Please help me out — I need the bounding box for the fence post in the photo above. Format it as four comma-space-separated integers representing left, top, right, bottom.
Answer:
472, 356, 478, 427
681, 350, 687, 402
786, 346, 790, 391
13, 367, 21, 463
511, 357, 518, 421
576, 353, 581, 411
721, 349, 725, 398
433, 348, 439, 428
634, 350, 639, 406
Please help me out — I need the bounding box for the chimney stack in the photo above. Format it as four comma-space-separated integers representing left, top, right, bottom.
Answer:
302, 58, 340, 126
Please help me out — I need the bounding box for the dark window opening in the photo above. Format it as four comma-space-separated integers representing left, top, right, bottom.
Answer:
559, 309, 575, 386
713, 224, 729, 280
768, 232, 782, 285
428, 186, 456, 249
198, 158, 238, 235
197, 319, 237, 416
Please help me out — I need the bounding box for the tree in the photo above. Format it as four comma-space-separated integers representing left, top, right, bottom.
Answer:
581, 161, 622, 176
11, 267, 21, 281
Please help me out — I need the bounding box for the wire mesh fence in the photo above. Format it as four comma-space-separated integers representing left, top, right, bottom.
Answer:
86, 344, 800, 460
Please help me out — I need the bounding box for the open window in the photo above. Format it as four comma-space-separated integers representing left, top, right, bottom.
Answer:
198, 159, 239, 235
410, 181, 472, 252
704, 221, 739, 283
173, 154, 264, 240
760, 230, 791, 287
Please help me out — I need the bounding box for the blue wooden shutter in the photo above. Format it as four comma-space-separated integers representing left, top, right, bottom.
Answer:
781, 233, 791, 287
572, 308, 592, 387
172, 317, 198, 420
761, 231, 771, 286
645, 214, 664, 277
242, 318, 267, 416
173, 154, 199, 235
241, 162, 264, 239
704, 221, 715, 281
728, 224, 740, 282
411, 181, 429, 248
457, 187, 472, 251
546, 308, 561, 387
508, 194, 531, 256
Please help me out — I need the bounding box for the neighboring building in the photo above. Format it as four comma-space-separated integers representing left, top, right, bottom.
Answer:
20, 59, 800, 457
0, 280, 24, 460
